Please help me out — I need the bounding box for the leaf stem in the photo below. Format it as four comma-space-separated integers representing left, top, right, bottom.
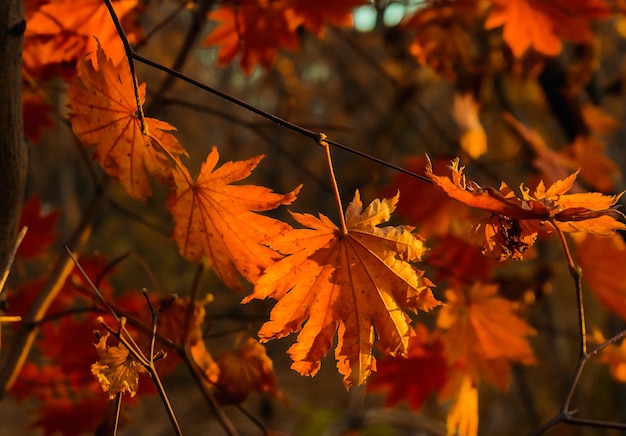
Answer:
320, 135, 348, 234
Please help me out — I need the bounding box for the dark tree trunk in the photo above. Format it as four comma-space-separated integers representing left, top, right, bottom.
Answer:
0, 0, 27, 278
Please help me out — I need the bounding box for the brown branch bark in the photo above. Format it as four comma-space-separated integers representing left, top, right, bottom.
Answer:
0, 0, 27, 282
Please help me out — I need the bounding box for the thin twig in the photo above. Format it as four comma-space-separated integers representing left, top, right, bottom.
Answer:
102, 0, 432, 185
549, 218, 586, 356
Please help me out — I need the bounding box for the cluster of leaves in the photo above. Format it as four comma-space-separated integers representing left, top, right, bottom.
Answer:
6, 0, 626, 435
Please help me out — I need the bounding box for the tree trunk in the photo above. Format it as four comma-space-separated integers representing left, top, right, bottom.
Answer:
0, 0, 26, 279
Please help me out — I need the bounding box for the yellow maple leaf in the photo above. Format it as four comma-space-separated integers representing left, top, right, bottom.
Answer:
167, 147, 300, 290
243, 190, 439, 388
68, 44, 187, 200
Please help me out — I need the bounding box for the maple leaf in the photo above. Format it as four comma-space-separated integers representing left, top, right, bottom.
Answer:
16, 195, 59, 259
91, 332, 147, 399
485, 0, 611, 57
402, 0, 481, 81
368, 324, 448, 411
203, 1, 301, 75
243, 191, 439, 388
575, 233, 626, 321
68, 43, 187, 200
214, 338, 282, 403
168, 147, 300, 290
25, 0, 142, 69
203, 0, 365, 73
437, 283, 536, 390
426, 157, 626, 259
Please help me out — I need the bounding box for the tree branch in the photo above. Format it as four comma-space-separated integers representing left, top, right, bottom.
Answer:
0, 0, 27, 290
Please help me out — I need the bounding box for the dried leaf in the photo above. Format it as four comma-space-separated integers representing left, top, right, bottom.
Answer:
167, 147, 300, 290
91, 332, 147, 399
244, 191, 439, 388
426, 157, 626, 254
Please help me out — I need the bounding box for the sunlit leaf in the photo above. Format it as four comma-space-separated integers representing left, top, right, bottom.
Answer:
244, 191, 439, 387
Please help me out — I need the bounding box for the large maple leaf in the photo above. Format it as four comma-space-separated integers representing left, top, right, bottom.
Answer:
167, 147, 300, 290
68, 44, 187, 200
243, 191, 439, 387
485, 0, 611, 57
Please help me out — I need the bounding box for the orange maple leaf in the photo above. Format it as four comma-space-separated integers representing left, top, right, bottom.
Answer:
575, 233, 626, 321
203, 1, 301, 75
25, 0, 142, 69
68, 44, 187, 200
485, 0, 611, 57
403, 0, 481, 81
203, 0, 365, 74
167, 147, 300, 290
426, 157, 625, 259
437, 283, 536, 390
243, 191, 439, 387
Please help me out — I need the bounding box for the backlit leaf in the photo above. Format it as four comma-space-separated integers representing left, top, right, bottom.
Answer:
68, 44, 187, 200
244, 191, 439, 387
167, 147, 300, 290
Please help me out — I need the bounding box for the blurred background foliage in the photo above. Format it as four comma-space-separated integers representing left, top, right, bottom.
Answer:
6, 0, 626, 434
